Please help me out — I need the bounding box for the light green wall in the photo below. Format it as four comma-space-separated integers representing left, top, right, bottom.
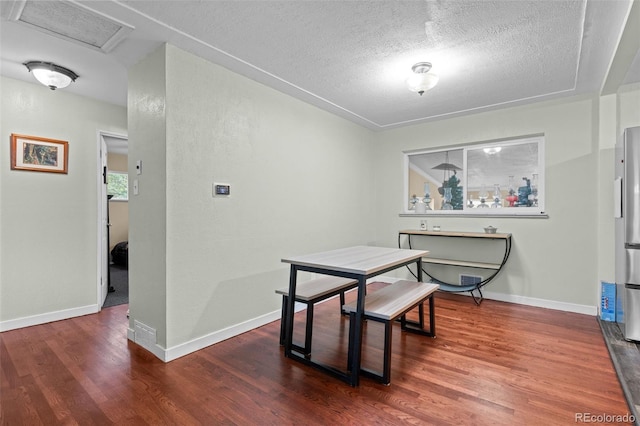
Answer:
618, 83, 640, 129
1, 45, 636, 358
374, 95, 608, 306
597, 93, 618, 291
129, 44, 376, 350
128, 45, 169, 346
0, 76, 127, 324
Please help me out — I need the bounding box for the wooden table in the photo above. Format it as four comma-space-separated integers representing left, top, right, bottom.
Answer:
281, 245, 428, 386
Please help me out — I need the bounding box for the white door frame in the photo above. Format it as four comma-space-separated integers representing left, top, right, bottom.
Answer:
97, 130, 128, 309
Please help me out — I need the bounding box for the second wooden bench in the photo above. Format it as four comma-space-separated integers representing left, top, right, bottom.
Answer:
276, 276, 358, 356
343, 280, 439, 384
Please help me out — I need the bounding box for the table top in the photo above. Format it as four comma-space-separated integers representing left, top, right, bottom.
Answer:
282, 245, 428, 276
399, 229, 512, 239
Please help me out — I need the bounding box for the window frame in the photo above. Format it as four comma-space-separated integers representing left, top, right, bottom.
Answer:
107, 170, 129, 202
402, 135, 546, 217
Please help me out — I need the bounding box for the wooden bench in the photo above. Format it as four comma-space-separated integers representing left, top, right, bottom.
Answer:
343, 280, 439, 384
276, 276, 358, 356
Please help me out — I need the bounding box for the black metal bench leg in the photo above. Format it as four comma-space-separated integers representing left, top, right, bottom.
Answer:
280, 295, 313, 356
347, 311, 356, 369
429, 295, 436, 336
279, 295, 288, 346
304, 303, 314, 357
382, 320, 393, 385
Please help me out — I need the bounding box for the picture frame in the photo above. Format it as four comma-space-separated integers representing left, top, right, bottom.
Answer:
10, 133, 69, 174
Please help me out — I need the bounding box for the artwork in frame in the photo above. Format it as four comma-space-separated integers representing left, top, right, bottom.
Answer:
10, 133, 69, 174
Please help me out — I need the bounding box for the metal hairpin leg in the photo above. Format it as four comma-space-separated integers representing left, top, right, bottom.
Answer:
470, 286, 483, 305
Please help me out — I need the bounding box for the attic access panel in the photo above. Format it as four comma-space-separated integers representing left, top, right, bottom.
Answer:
5, 0, 133, 52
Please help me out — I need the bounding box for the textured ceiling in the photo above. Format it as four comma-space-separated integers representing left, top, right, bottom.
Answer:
1, 0, 638, 131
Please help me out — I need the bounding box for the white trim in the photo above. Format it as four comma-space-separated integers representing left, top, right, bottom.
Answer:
132, 335, 166, 362
163, 310, 282, 362
0, 304, 99, 332
96, 131, 104, 308
479, 290, 597, 315
138, 277, 397, 362
375, 276, 596, 315
97, 130, 128, 309
403, 134, 545, 216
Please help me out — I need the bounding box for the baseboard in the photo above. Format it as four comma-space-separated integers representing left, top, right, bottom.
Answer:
3, 275, 594, 364
374, 276, 597, 315
154, 276, 424, 361
479, 290, 597, 315
0, 304, 99, 332
145, 278, 392, 362
160, 310, 282, 362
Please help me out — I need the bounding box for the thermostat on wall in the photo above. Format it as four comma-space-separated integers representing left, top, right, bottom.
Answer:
213, 183, 231, 197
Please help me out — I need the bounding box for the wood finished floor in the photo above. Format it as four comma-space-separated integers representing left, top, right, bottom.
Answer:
1, 284, 630, 425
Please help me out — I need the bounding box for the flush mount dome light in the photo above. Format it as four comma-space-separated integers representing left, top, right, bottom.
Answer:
406, 62, 439, 96
483, 147, 502, 155
24, 61, 78, 90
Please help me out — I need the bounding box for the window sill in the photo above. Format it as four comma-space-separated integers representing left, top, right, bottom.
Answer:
400, 212, 549, 219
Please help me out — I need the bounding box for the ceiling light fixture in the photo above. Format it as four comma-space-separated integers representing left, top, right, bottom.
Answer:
406, 62, 439, 96
483, 147, 502, 155
23, 61, 79, 90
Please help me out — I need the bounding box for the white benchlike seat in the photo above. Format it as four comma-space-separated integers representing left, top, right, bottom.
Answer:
275, 276, 358, 301
343, 280, 439, 385
342, 280, 439, 320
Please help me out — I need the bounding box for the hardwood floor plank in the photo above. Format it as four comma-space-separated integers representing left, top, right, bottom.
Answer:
0, 284, 630, 425
1, 339, 54, 425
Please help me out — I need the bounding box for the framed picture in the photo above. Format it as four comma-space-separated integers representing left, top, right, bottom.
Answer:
10, 133, 69, 174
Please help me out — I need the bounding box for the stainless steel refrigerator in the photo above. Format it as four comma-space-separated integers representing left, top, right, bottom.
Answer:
616, 126, 640, 341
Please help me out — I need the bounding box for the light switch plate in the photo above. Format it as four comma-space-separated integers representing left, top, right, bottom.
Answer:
136, 160, 142, 175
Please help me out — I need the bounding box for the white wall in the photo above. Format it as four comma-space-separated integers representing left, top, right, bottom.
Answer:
128, 44, 376, 355
0, 77, 127, 329
373, 94, 606, 309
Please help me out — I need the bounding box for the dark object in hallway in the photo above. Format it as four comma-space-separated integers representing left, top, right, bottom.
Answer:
111, 241, 128, 267
103, 264, 128, 308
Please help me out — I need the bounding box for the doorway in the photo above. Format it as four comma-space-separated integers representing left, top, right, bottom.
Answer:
98, 131, 129, 309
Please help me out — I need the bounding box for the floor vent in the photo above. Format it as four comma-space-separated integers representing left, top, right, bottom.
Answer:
134, 320, 157, 350
460, 274, 482, 286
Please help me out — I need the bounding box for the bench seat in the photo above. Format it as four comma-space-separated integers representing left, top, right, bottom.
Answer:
343, 280, 439, 384
276, 276, 358, 356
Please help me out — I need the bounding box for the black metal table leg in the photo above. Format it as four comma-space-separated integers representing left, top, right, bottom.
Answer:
284, 265, 298, 358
